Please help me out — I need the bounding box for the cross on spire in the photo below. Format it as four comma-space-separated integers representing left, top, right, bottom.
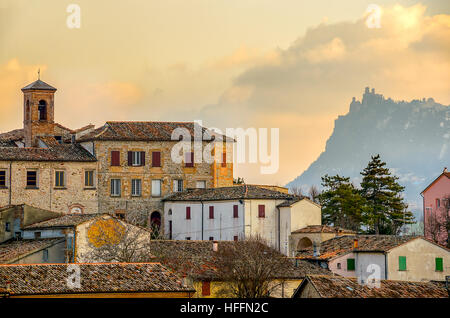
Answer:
38, 68, 40, 80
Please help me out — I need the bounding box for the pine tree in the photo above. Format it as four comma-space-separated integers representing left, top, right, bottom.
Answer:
360, 154, 415, 234
318, 174, 365, 232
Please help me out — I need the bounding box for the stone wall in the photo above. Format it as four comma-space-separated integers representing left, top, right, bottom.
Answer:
0, 161, 98, 214
94, 140, 233, 228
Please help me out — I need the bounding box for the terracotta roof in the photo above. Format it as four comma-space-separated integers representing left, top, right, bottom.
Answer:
0, 263, 194, 296
163, 185, 295, 202
292, 225, 356, 234
0, 239, 64, 264
0, 129, 24, 142
24, 213, 105, 230
296, 235, 418, 260
21, 79, 57, 91
77, 121, 233, 142
294, 275, 449, 298
0, 143, 96, 162
148, 240, 331, 280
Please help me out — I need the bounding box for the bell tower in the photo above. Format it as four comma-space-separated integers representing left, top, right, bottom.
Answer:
22, 75, 57, 147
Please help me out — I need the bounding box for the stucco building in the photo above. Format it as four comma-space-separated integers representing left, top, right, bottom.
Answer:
421, 167, 450, 246
297, 235, 450, 282
162, 185, 322, 254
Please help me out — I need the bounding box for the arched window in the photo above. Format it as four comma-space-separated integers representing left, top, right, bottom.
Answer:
297, 237, 313, 250
168, 209, 172, 216
150, 211, 162, 239
38, 100, 47, 121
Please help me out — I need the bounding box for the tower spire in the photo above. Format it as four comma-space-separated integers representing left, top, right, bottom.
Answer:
38, 68, 40, 80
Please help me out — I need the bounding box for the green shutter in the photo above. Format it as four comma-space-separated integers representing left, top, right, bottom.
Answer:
435, 258, 443, 271
399, 256, 407, 271
347, 258, 355, 271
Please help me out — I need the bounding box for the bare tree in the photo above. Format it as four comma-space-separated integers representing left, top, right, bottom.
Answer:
82, 217, 165, 263
290, 186, 304, 197
214, 236, 292, 298
425, 195, 450, 248
308, 185, 321, 204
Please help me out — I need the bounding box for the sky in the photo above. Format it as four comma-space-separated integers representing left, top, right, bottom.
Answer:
0, 0, 449, 186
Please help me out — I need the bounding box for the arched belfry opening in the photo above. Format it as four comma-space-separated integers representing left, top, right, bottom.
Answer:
38, 100, 47, 121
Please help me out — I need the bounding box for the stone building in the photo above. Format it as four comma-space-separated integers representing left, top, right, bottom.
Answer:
0, 78, 234, 231
76, 121, 234, 228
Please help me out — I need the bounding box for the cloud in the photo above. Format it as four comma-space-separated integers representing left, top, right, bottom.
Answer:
0, 59, 47, 133
194, 4, 450, 185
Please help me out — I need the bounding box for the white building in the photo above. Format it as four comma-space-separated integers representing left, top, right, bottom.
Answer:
162, 185, 322, 255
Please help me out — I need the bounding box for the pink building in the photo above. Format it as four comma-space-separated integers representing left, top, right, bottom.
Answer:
421, 168, 450, 246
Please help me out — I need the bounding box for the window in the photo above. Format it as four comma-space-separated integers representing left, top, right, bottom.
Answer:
38, 100, 47, 121
85, 170, 94, 187
209, 237, 214, 241
347, 258, 355, 271
201, 281, 211, 296
111, 179, 121, 196
26, 170, 38, 187
185, 152, 194, 167
152, 179, 162, 197
209, 206, 214, 219
435, 258, 443, 272
233, 235, 238, 241
221, 152, 227, 167
128, 151, 145, 166
55, 136, 62, 144
111, 151, 120, 166
186, 207, 191, 220
34, 232, 41, 239
337, 263, 341, 269
115, 211, 125, 219
131, 179, 142, 196
258, 205, 265, 218
5, 222, 10, 232
173, 179, 183, 192
196, 180, 206, 189
399, 256, 407, 271
43, 249, 49, 262
233, 205, 239, 218
436, 199, 440, 208
152, 151, 161, 167
186, 237, 191, 240
0, 170, 6, 187
55, 171, 65, 188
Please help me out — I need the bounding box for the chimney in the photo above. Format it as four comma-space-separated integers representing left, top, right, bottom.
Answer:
213, 241, 218, 252
444, 167, 448, 173
313, 244, 320, 257
353, 238, 359, 249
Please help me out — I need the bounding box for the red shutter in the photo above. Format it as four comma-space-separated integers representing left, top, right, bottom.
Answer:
140, 151, 145, 166
202, 281, 211, 296
128, 151, 133, 166
258, 205, 265, 218
209, 206, 214, 219
111, 151, 120, 166
222, 152, 227, 167
186, 207, 191, 220
152, 152, 161, 167
185, 152, 194, 167
233, 205, 238, 218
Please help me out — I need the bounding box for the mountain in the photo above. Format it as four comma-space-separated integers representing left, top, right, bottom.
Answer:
286, 87, 449, 218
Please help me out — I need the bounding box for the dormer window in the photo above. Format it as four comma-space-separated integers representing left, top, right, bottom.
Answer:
38, 100, 47, 120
